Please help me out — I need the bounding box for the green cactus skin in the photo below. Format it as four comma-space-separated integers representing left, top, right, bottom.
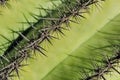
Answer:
0, 0, 120, 80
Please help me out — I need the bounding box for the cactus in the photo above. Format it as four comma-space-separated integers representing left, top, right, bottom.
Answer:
0, 0, 120, 80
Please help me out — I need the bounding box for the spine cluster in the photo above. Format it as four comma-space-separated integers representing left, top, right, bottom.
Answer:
0, 0, 104, 80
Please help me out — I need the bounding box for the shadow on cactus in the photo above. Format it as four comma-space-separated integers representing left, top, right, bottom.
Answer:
0, 0, 120, 80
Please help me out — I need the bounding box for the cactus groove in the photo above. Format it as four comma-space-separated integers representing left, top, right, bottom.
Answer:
0, 0, 120, 80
